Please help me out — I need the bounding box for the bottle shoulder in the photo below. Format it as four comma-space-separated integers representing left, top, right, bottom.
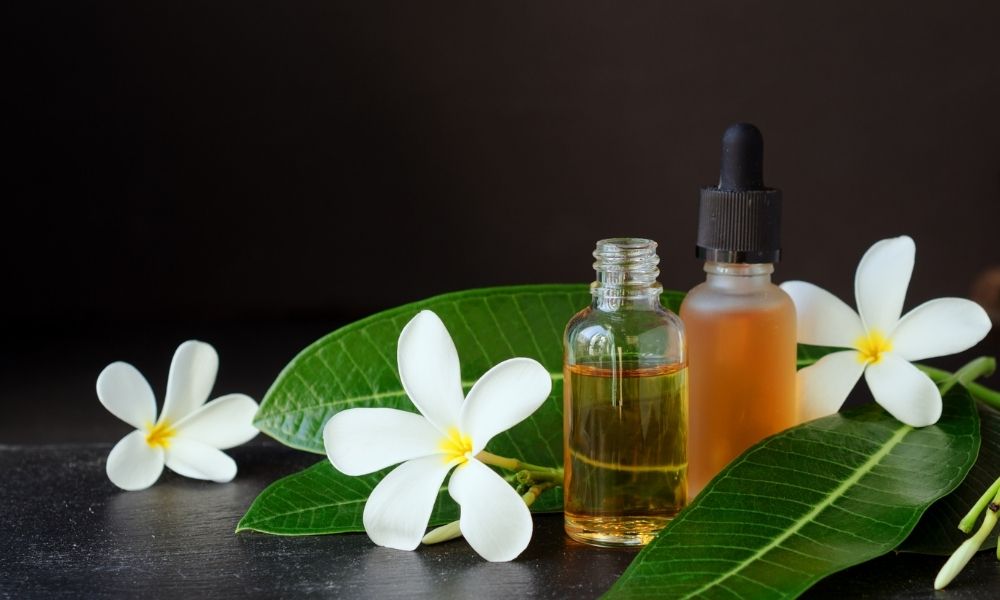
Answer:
565, 304, 683, 334
564, 303, 686, 364
681, 279, 794, 315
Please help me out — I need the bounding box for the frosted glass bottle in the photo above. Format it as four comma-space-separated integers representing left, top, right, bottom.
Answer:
680, 262, 797, 498
681, 123, 798, 499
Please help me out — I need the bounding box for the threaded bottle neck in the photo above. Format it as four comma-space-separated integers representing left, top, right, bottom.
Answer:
591, 238, 662, 307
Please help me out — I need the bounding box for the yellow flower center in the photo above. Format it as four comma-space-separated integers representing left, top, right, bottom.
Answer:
440, 427, 474, 467
145, 421, 176, 449
856, 330, 892, 365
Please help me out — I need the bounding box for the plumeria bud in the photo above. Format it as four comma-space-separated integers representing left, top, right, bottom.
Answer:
934, 502, 998, 589
421, 521, 462, 545
935, 538, 980, 589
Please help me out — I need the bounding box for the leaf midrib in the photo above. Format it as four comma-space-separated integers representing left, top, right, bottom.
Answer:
677, 423, 912, 599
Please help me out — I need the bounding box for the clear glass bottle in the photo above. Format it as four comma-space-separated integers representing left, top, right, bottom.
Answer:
563, 238, 688, 547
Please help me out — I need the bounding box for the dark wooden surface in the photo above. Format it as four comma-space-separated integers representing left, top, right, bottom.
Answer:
1, 443, 997, 599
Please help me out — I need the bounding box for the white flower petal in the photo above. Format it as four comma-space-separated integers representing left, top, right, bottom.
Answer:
160, 340, 219, 425
324, 408, 446, 476
397, 311, 465, 432
865, 354, 942, 427
363, 455, 453, 551
797, 351, 866, 421
890, 298, 992, 361
97, 362, 157, 429
449, 459, 532, 562
164, 438, 237, 483
106, 430, 165, 491
780, 281, 865, 348
460, 358, 552, 454
855, 236, 915, 335
172, 393, 259, 450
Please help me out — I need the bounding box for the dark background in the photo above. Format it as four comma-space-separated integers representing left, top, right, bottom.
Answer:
5, 0, 1000, 444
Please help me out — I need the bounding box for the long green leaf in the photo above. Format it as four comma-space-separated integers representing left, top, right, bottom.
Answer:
236, 458, 566, 535
900, 403, 1000, 554
603, 389, 980, 599
236, 459, 459, 535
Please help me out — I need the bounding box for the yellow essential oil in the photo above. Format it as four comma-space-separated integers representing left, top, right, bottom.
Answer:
563, 238, 688, 547
563, 363, 688, 546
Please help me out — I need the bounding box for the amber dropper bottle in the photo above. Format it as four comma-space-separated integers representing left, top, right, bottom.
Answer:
564, 238, 687, 547
680, 123, 798, 499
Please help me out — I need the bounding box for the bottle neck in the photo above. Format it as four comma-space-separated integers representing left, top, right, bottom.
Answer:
590, 238, 663, 311
703, 261, 774, 290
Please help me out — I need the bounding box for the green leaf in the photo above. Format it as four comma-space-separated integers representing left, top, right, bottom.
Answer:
604, 388, 980, 600
236, 462, 567, 537
236, 459, 459, 535
236, 458, 566, 535
900, 403, 1000, 554
243, 284, 681, 535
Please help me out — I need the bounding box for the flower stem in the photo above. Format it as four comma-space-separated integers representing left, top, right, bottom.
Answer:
914, 356, 1000, 410
421, 481, 559, 545
476, 450, 564, 482
959, 476, 1000, 534
521, 481, 557, 507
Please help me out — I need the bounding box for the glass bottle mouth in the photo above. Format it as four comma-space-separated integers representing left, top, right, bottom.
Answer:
591, 238, 662, 298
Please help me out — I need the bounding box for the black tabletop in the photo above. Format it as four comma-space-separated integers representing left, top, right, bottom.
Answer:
2, 442, 996, 599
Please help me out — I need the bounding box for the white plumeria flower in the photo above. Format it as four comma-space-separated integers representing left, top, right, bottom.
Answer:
781, 236, 991, 427
323, 310, 552, 562
97, 340, 260, 491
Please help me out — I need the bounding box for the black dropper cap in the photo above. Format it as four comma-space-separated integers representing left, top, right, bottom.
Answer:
696, 123, 782, 263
